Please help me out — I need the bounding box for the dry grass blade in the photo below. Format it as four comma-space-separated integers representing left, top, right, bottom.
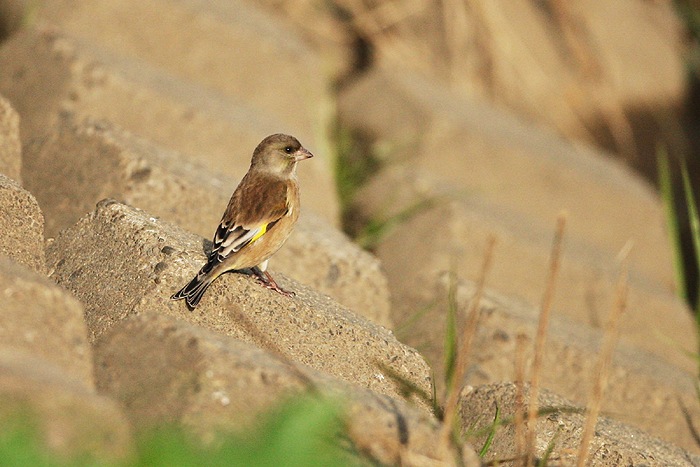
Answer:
526, 212, 567, 466
545, 0, 601, 79
441, 0, 472, 88
576, 241, 632, 466
333, 0, 420, 36
514, 333, 529, 465
438, 235, 497, 454
599, 94, 638, 162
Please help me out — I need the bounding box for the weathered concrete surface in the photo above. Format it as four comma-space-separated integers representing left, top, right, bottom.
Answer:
46, 200, 428, 404
0, 174, 45, 273
28, 116, 390, 326
95, 311, 477, 466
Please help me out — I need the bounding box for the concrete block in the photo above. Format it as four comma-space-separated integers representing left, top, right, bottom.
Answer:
461, 382, 698, 465
0, 94, 20, 181
0, 173, 45, 273
94, 311, 468, 465
0, 27, 339, 223
0, 351, 131, 463
0, 256, 92, 387
46, 200, 428, 403
31, 116, 390, 326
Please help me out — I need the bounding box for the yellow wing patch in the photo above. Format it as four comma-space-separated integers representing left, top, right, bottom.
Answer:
250, 223, 268, 243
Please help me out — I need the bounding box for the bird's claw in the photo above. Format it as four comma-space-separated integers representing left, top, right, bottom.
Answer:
251, 267, 295, 297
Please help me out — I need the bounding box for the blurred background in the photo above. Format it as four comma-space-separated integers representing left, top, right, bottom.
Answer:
3, 0, 696, 299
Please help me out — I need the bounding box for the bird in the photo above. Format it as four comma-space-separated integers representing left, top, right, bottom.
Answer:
171, 133, 313, 310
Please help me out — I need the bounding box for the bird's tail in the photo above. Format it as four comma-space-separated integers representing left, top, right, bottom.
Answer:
171, 264, 215, 310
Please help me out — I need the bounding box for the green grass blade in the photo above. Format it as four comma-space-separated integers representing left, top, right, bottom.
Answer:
373, 360, 439, 416
656, 146, 689, 302
355, 197, 436, 251
394, 299, 437, 340
478, 402, 500, 458
430, 368, 441, 419
680, 159, 700, 317
443, 271, 458, 394
537, 427, 560, 467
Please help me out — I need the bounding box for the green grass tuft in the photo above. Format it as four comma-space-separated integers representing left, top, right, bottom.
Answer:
0, 419, 58, 467
657, 146, 700, 373
332, 123, 437, 251
135, 396, 361, 467
333, 125, 382, 213
0, 396, 365, 467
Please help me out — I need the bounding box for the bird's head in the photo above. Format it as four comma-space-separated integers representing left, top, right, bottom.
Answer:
251, 134, 313, 176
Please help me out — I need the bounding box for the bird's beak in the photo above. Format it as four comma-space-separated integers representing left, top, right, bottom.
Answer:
294, 147, 314, 162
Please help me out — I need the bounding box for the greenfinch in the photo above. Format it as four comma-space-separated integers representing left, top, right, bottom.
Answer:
172, 134, 312, 309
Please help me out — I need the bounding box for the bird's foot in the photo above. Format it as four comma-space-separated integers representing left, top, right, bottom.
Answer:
251, 267, 295, 297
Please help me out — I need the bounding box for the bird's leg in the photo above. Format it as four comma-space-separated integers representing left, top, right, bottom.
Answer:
250, 266, 295, 297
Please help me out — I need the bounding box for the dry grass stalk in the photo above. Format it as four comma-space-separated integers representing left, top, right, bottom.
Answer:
276, 0, 350, 46
513, 333, 529, 465
525, 212, 567, 466
342, 0, 432, 74
546, 0, 601, 80
441, 0, 472, 89
351, 0, 424, 35
438, 235, 497, 454
576, 241, 632, 466
599, 93, 639, 162
290, 0, 637, 165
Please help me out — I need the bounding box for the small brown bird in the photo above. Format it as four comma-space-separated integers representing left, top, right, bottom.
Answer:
171, 134, 313, 309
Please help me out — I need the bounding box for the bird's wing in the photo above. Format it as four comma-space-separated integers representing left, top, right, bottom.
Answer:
209, 178, 289, 264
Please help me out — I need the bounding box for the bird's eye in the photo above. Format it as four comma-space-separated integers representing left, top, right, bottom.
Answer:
284, 146, 293, 153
